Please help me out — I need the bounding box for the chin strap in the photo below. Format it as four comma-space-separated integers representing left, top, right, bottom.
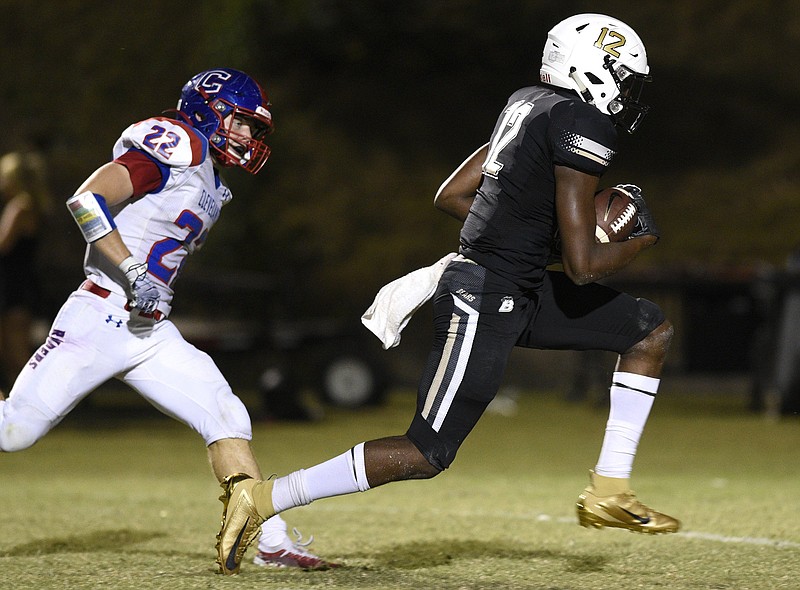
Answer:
569, 67, 595, 104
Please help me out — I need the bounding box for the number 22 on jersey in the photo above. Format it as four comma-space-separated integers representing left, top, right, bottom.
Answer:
148, 210, 208, 285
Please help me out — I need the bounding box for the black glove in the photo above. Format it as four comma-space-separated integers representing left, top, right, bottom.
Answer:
119, 258, 160, 314
616, 183, 660, 242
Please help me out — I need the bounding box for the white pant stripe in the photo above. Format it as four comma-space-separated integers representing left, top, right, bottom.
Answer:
422, 295, 479, 432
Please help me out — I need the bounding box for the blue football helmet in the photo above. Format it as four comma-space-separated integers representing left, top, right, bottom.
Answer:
177, 68, 274, 174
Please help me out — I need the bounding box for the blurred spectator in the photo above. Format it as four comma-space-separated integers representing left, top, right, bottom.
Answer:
0, 151, 50, 388
769, 247, 800, 415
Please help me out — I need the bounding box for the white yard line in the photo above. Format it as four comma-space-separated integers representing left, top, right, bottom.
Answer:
677, 530, 800, 549
310, 504, 800, 550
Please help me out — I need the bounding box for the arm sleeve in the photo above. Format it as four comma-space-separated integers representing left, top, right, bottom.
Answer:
114, 148, 168, 196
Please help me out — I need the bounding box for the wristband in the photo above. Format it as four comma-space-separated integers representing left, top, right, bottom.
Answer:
117, 256, 138, 274
66, 191, 117, 243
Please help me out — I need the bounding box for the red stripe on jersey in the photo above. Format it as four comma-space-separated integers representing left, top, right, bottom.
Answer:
115, 150, 164, 196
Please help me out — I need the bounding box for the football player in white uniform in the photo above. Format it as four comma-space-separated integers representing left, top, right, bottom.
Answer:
0, 68, 334, 574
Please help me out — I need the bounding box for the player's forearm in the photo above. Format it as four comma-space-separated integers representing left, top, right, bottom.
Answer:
434, 144, 487, 221
562, 237, 654, 285
91, 229, 135, 268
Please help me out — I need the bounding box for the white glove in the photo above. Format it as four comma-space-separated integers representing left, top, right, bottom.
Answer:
119, 256, 160, 314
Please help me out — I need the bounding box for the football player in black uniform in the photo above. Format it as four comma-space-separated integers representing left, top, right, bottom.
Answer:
216, 13, 678, 572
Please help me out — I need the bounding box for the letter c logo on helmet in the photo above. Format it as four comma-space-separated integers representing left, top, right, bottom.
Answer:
177, 68, 274, 174
195, 70, 233, 96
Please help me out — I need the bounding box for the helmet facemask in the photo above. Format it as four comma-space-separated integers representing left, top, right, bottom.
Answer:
603, 56, 651, 133
206, 97, 273, 174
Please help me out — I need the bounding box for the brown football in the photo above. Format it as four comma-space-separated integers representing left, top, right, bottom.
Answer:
594, 187, 637, 242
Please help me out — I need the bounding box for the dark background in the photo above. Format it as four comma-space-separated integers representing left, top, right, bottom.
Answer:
2, 1, 799, 385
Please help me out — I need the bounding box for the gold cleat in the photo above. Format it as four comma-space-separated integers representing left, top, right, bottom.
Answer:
215, 473, 275, 575
577, 488, 680, 534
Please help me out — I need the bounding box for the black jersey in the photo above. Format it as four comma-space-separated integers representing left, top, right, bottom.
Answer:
459, 85, 618, 291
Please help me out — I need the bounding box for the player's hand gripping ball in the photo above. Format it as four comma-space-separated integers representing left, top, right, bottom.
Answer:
594, 186, 637, 243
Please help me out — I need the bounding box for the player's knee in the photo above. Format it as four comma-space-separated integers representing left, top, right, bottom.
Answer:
417, 453, 446, 478
0, 401, 47, 452
199, 390, 253, 445
652, 318, 674, 351
0, 423, 38, 452
633, 298, 673, 358
636, 298, 666, 332
411, 448, 447, 476
406, 418, 456, 474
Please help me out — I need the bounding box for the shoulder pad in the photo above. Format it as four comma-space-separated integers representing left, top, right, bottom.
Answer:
113, 117, 208, 168
550, 100, 618, 172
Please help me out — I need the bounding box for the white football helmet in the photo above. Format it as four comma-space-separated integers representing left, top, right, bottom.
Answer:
539, 14, 651, 133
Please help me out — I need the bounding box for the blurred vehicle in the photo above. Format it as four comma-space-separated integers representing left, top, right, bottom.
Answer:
170, 268, 390, 419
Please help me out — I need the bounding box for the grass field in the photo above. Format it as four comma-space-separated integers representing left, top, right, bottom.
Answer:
2, 384, 799, 590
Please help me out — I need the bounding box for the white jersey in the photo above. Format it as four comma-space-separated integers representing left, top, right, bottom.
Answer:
84, 116, 232, 317
0, 94, 298, 556
0, 116, 252, 451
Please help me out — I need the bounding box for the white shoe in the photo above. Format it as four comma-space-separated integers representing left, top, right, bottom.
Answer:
252, 528, 339, 570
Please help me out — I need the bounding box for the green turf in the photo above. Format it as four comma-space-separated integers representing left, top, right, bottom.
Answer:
2, 386, 799, 589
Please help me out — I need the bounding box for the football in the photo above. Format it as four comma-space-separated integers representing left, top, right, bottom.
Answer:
595, 187, 637, 243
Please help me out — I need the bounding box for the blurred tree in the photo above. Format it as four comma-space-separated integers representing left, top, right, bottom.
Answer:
2, 0, 800, 317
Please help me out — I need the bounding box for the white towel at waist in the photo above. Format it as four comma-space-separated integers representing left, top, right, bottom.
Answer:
361, 252, 458, 349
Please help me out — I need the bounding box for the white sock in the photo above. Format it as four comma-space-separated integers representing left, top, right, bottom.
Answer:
271, 443, 371, 513
258, 515, 290, 552
595, 371, 659, 479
